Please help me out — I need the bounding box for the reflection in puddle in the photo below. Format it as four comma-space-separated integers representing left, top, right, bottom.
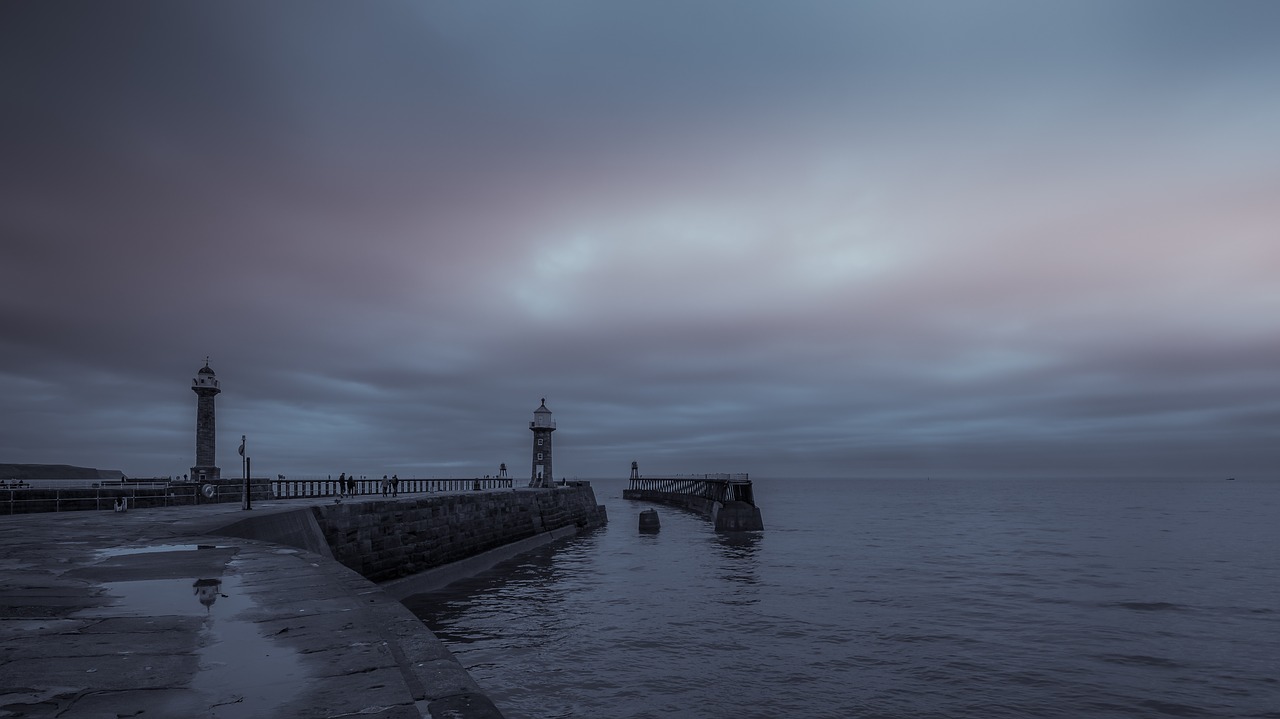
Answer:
193, 578, 225, 611
193, 575, 307, 718
81, 578, 218, 617
74, 573, 305, 716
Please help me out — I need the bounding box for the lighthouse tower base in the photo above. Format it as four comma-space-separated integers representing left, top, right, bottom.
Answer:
191, 466, 221, 482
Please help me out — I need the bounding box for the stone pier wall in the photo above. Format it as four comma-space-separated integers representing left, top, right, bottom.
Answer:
312, 484, 608, 583
622, 489, 764, 531
623, 488, 720, 517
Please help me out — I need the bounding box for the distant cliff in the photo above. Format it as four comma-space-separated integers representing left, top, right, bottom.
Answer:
0, 464, 126, 480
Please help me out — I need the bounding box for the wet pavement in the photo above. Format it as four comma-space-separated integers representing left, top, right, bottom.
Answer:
0, 496, 503, 718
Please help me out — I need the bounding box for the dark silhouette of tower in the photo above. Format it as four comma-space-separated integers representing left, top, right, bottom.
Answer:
529, 398, 555, 488
191, 360, 221, 481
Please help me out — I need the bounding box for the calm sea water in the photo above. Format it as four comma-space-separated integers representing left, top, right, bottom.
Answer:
403, 478, 1280, 718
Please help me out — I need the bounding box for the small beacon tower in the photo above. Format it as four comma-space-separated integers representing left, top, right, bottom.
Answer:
191, 360, 221, 481
529, 398, 555, 488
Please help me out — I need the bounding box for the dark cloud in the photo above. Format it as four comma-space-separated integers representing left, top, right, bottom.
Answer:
2, 1, 1278, 479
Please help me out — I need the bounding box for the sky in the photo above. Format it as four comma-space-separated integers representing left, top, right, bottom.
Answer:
2, 1, 1278, 481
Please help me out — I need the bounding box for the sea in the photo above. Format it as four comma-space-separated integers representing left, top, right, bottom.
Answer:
402, 478, 1280, 719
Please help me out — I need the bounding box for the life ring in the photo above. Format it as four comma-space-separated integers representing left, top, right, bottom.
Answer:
201, 484, 216, 499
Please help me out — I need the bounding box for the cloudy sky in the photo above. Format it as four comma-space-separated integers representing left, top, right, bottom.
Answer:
2, 1, 1278, 480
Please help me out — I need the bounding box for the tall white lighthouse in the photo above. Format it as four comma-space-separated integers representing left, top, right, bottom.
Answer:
191, 360, 221, 481
529, 398, 555, 488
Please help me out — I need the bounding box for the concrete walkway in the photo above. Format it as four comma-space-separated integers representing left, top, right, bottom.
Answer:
0, 496, 504, 718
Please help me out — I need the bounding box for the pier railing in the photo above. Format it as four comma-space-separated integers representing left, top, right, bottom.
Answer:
625, 475, 755, 505
269, 477, 513, 499
0, 477, 517, 514
623, 466, 762, 531
648, 473, 749, 481
1, 483, 206, 514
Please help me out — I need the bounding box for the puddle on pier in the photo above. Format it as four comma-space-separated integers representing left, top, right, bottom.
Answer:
80, 577, 222, 617
75, 572, 305, 716
95, 543, 225, 558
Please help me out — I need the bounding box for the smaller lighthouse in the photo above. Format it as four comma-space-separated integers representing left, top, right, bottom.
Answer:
191, 360, 221, 481
529, 398, 555, 488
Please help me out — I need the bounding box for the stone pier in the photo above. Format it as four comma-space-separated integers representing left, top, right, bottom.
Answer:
0, 483, 607, 718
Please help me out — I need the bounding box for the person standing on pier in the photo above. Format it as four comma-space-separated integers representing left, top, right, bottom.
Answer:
391, 474, 399, 497
381, 475, 390, 497
338, 472, 346, 498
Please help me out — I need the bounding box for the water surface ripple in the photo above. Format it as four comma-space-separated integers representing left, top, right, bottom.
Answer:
403, 478, 1280, 718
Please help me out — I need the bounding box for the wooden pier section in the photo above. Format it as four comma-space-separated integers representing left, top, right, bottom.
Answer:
622, 463, 763, 531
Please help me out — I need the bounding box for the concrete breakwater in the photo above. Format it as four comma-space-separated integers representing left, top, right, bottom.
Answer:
202, 483, 607, 717
0, 484, 607, 717
319, 484, 608, 583
624, 477, 764, 531
213, 483, 608, 584
624, 487, 722, 517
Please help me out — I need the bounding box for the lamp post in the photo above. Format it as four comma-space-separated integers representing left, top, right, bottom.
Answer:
239, 435, 251, 510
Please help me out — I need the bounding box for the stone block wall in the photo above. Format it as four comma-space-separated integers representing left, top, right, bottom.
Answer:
312, 485, 607, 583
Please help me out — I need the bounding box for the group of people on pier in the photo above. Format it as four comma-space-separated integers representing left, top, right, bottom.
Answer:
335, 473, 400, 498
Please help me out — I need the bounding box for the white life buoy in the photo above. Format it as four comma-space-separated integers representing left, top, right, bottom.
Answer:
201, 484, 216, 499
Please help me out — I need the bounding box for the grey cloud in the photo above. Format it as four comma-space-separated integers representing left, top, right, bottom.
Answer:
3, 1, 1278, 479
